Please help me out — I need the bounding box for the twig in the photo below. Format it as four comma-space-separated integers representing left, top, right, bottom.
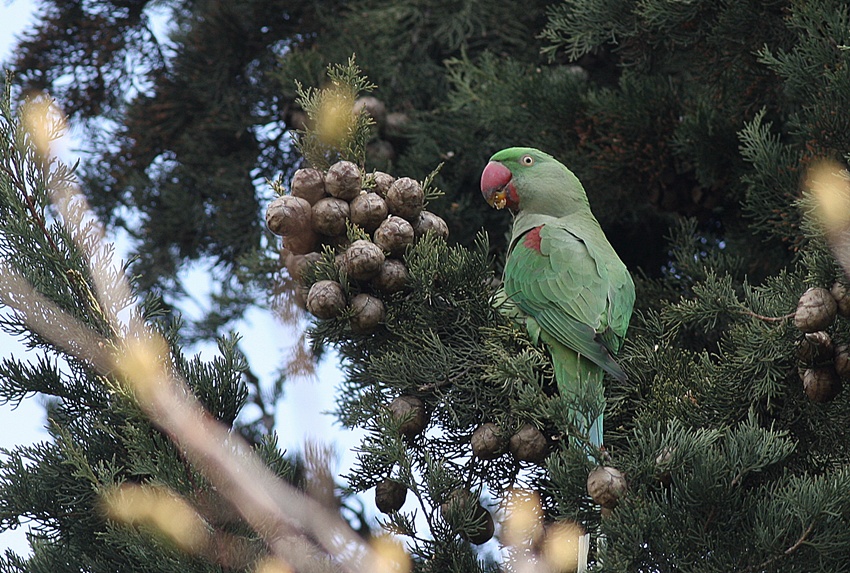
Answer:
702, 506, 717, 533
739, 309, 795, 323
0, 162, 62, 255
742, 521, 815, 573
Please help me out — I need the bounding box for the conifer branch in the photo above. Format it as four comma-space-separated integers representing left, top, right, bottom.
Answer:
743, 521, 815, 573
0, 86, 404, 571
0, 162, 61, 255
738, 309, 795, 323
293, 55, 376, 170
0, 212, 394, 573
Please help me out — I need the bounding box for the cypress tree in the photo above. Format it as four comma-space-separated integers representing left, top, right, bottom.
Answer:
3, 1, 850, 571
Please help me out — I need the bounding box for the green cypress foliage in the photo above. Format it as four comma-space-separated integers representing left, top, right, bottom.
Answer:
4, 0, 850, 571
0, 82, 296, 572
297, 2, 850, 571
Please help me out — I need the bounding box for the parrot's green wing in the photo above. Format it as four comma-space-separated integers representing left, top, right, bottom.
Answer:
503, 221, 633, 382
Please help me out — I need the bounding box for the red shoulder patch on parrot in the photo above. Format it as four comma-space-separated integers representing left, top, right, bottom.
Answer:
523, 225, 544, 253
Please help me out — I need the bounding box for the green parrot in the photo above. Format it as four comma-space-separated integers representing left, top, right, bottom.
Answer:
481, 147, 635, 452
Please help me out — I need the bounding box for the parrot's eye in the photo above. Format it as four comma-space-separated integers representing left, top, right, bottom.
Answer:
520, 154, 534, 166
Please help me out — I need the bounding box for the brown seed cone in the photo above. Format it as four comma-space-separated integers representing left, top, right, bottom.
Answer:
284, 251, 322, 283
795, 287, 838, 333
655, 447, 674, 487
464, 506, 495, 545
374, 216, 415, 257
349, 293, 385, 334
372, 171, 396, 198
832, 282, 850, 318
471, 423, 506, 460
325, 160, 361, 201
413, 211, 449, 240
354, 96, 387, 128
343, 240, 385, 281
350, 192, 389, 233
386, 177, 424, 222
287, 108, 308, 132
440, 490, 494, 545
509, 424, 549, 463
802, 367, 842, 402
266, 195, 312, 237
293, 284, 308, 310
388, 395, 428, 437
835, 344, 850, 378
282, 228, 319, 256
305, 280, 347, 319
371, 259, 409, 294
290, 168, 327, 205
796, 331, 834, 364
312, 197, 350, 237
384, 111, 409, 142
334, 252, 346, 271
366, 140, 396, 165
375, 479, 407, 513
587, 466, 627, 509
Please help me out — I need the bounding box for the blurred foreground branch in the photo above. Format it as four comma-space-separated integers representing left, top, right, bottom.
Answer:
0, 87, 402, 573
0, 212, 400, 572
808, 160, 850, 279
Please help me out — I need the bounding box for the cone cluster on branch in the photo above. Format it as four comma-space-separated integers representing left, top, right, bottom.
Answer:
286, 95, 408, 166
470, 422, 550, 465
265, 159, 448, 332
355, 95, 409, 165
793, 283, 850, 402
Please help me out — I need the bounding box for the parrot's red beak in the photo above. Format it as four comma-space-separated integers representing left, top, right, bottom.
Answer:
480, 161, 517, 210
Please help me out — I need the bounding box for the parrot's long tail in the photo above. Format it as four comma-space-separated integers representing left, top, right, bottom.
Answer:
547, 337, 606, 453
545, 338, 606, 573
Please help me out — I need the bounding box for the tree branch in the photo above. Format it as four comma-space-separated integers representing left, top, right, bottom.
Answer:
743, 522, 815, 573
739, 308, 795, 323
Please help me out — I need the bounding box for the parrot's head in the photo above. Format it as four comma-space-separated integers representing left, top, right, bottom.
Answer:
480, 147, 587, 215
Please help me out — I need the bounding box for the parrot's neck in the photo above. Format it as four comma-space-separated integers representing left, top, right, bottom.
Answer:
511, 211, 557, 240
516, 168, 592, 220
511, 207, 601, 242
